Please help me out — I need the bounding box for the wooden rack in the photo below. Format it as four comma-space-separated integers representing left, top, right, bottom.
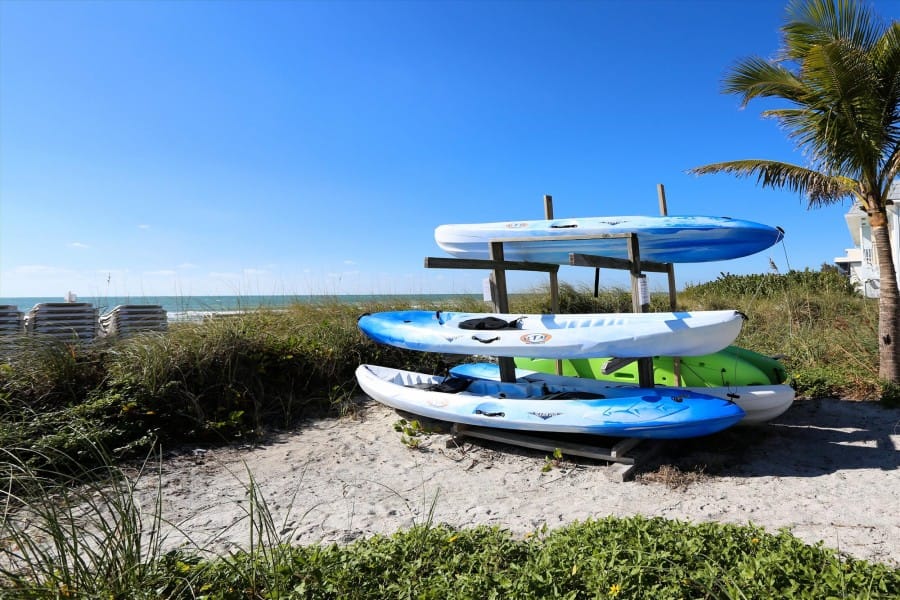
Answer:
423, 192, 679, 477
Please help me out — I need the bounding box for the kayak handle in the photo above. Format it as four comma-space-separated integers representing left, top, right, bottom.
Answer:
471, 335, 500, 344
475, 409, 505, 417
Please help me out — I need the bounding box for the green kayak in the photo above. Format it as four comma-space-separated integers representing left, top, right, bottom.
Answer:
514, 345, 787, 387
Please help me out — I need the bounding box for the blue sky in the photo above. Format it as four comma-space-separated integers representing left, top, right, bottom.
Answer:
0, 0, 889, 299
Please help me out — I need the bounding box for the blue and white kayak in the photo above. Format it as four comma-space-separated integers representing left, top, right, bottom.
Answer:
358, 310, 744, 358
449, 362, 794, 426
356, 364, 745, 439
434, 215, 783, 264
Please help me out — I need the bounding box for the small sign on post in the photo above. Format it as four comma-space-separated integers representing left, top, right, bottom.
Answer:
482, 277, 493, 302
637, 274, 650, 310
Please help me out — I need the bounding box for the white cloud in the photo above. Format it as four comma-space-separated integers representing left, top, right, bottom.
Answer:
69, 242, 89, 249
145, 270, 177, 276
344, 260, 357, 265
243, 268, 269, 276
138, 224, 151, 230
178, 263, 199, 269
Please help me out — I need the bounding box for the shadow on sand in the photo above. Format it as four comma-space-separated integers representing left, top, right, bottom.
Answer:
660, 398, 900, 478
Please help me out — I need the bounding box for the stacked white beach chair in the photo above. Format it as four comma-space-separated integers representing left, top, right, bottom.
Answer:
24, 302, 99, 343
98, 304, 167, 338
0, 305, 24, 336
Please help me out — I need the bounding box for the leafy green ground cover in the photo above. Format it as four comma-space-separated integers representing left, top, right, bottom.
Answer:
159, 519, 900, 599
2, 444, 898, 600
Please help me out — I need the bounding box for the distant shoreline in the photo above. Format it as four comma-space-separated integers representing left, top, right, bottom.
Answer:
0, 294, 482, 322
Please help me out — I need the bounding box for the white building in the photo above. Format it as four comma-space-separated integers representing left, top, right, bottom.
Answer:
834, 181, 900, 298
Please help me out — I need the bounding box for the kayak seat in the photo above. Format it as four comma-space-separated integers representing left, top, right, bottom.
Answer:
458, 316, 523, 330
408, 377, 473, 394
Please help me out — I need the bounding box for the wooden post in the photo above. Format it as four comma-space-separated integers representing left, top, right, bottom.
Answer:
489, 242, 510, 313
489, 241, 516, 382
543, 194, 554, 219
544, 194, 563, 375
544, 195, 560, 313
627, 234, 654, 388
658, 184, 677, 310
658, 183, 681, 386
657, 182, 669, 216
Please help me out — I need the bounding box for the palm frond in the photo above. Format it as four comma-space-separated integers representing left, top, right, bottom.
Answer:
688, 159, 857, 208
872, 22, 900, 147
723, 57, 805, 107
783, 0, 881, 60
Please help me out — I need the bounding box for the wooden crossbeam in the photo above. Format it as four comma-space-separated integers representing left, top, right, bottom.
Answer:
569, 253, 670, 273
451, 423, 639, 465
424, 257, 559, 273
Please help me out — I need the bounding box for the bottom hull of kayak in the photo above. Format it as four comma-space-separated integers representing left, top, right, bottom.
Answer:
449, 363, 794, 426
356, 364, 745, 439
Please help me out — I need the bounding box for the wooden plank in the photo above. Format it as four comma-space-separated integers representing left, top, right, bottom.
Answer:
657, 182, 669, 216
569, 253, 670, 273
451, 424, 637, 465
628, 234, 644, 308
489, 242, 517, 383
543, 194, 554, 220
611, 437, 642, 458
659, 184, 681, 385
628, 236, 654, 388
544, 195, 562, 376
666, 263, 678, 308
424, 256, 558, 273
489, 242, 509, 313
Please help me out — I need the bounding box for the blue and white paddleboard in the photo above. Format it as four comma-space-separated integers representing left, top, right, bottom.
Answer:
356, 364, 745, 439
357, 310, 744, 358
434, 215, 783, 264
449, 362, 794, 426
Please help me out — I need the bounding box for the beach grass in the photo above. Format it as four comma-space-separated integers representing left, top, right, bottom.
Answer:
0, 269, 886, 485
1, 268, 898, 595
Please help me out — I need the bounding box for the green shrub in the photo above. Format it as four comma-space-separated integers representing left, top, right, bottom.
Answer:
0, 300, 462, 483
512, 282, 675, 314
682, 267, 858, 299
164, 518, 900, 599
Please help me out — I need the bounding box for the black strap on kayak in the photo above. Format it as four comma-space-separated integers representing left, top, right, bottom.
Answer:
458, 316, 523, 330
424, 377, 473, 394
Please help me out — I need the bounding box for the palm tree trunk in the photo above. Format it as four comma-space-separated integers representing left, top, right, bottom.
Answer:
870, 211, 900, 382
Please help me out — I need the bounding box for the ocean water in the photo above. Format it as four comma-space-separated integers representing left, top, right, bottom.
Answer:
0, 294, 478, 322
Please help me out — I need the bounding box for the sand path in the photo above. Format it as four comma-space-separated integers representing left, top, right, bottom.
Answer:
134, 397, 900, 566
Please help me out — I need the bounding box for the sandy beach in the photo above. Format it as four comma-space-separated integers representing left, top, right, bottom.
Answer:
134, 396, 900, 567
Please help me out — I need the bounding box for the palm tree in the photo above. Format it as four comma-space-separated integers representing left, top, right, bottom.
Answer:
690, 0, 900, 383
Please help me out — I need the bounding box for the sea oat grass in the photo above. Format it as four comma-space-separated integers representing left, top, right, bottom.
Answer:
0, 442, 182, 599
681, 270, 878, 399
0, 270, 889, 485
